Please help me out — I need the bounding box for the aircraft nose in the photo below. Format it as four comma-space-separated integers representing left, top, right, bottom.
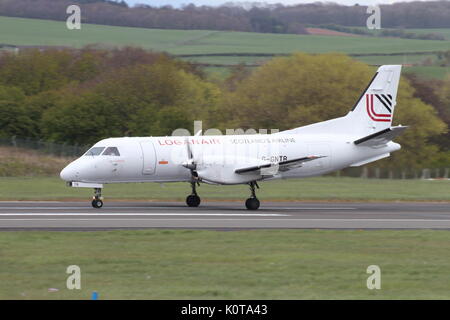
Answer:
60, 164, 77, 182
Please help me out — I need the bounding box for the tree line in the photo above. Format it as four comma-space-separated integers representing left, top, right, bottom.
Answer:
0, 0, 449, 34
0, 47, 448, 170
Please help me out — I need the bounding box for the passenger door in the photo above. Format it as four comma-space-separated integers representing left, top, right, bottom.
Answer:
139, 141, 156, 175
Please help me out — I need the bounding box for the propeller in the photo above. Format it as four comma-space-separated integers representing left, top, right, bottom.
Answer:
182, 137, 199, 184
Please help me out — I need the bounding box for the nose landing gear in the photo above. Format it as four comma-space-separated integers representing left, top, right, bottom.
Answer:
186, 181, 201, 207
245, 181, 260, 210
91, 188, 103, 209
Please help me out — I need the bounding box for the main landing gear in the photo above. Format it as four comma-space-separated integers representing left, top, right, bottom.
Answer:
186, 181, 201, 207
245, 181, 260, 210
184, 181, 261, 210
91, 188, 103, 209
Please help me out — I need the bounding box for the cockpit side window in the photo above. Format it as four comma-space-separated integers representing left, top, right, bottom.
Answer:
102, 147, 120, 156
84, 147, 105, 156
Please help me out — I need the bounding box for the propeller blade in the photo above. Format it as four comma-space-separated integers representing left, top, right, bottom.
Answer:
182, 137, 198, 182
186, 137, 193, 160
179, 136, 201, 185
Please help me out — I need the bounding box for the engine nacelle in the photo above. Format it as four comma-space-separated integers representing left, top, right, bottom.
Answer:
195, 155, 263, 185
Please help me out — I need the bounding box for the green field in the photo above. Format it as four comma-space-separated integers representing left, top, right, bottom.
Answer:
1, 229, 450, 299
1, 16, 449, 59
408, 28, 450, 40
185, 55, 450, 80
180, 55, 272, 66
1, 16, 449, 54
1, 176, 449, 202
348, 27, 450, 40
355, 54, 438, 65
168, 32, 450, 55
404, 66, 450, 80
183, 54, 437, 67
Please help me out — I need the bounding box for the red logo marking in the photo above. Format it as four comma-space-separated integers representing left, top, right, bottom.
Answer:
366, 94, 391, 122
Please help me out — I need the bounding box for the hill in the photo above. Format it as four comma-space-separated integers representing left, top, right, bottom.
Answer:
1, 16, 449, 55
0, 16, 449, 79
1, 0, 450, 32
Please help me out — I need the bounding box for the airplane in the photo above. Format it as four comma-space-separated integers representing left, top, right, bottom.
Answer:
60, 65, 406, 210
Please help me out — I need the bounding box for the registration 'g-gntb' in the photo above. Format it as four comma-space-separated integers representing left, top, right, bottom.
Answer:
60, 65, 406, 210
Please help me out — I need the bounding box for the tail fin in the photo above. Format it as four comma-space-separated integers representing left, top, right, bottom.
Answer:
348, 65, 402, 135
280, 65, 402, 137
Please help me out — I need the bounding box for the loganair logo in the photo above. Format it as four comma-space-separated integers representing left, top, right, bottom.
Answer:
366, 93, 393, 122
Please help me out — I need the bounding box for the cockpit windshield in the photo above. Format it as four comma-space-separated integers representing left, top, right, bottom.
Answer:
102, 147, 120, 156
84, 147, 105, 156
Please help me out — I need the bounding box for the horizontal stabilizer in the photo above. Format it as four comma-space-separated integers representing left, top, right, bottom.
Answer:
235, 156, 324, 175
354, 126, 407, 147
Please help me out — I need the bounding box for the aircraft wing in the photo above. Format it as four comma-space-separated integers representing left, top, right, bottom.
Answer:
354, 126, 407, 147
235, 156, 324, 176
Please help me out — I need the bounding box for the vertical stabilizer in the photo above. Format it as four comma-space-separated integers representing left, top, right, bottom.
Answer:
280, 65, 402, 137
348, 65, 402, 135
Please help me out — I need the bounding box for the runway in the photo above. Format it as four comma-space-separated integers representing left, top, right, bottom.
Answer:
0, 201, 449, 230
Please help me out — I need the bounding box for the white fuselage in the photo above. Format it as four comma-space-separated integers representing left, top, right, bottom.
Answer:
60, 133, 400, 185
59, 64, 404, 210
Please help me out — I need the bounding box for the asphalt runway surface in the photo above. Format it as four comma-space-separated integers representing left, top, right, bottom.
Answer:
0, 201, 449, 230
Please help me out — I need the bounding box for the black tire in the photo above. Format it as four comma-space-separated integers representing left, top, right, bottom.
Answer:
245, 197, 260, 210
91, 199, 103, 209
186, 194, 201, 207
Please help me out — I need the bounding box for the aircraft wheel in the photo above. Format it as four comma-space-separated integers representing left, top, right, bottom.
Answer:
186, 194, 201, 207
91, 199, 103, 209
245, 197, 260, 210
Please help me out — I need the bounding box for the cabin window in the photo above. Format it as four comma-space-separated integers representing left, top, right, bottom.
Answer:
84, 147, 105, 156
102, 147, 121, 156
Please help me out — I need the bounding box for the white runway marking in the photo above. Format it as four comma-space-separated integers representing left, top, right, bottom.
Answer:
0, 207, 356, 210
271, 207, 356, 210
2, 218, 450, 222
0, 212, 289, 217
0, 201, 64, 203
